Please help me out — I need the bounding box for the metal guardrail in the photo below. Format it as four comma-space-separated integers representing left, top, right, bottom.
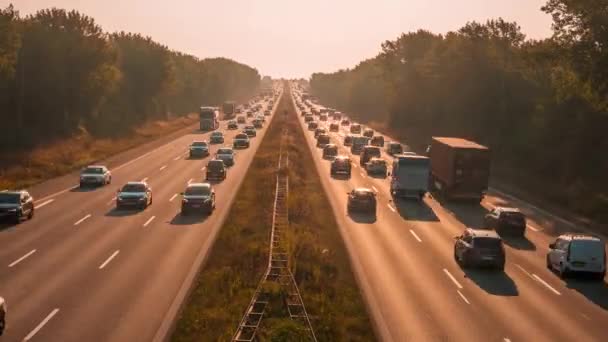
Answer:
233, 128, 316, 342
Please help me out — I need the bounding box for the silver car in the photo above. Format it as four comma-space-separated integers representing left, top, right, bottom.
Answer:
80, 165, 111, 187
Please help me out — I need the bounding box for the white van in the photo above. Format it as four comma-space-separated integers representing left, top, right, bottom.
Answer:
547, 234, 606, 280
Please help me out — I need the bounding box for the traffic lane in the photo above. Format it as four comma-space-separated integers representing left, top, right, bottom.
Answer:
295, 107, 504, 341
318, 116, 608, 337
0, 123, 265, 340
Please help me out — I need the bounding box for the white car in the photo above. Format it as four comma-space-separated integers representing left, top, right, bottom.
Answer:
547, 234, 606, 280
80, 165, 112, 187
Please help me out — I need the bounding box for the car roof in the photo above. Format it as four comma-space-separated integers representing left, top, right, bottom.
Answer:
0, 190, 24, 195
370, 158, 385, 163
86, 165, 106, 168
495, 207, 521, 213
335, 155, 350, 160
468, 228, 501, 239
209, 158, 225, 164
192, 140, 207, 144
559, 233, 603, 242
125, 181, 146, 186
211, 131, 223, 135
187, 182, 211, 189
353, 188, 374, 195
324, 143, 337, 148
433, 137, 488, 150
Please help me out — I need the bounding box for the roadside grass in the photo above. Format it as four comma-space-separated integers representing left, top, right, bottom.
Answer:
172, 88, 375, 341
0, 113, 198, 190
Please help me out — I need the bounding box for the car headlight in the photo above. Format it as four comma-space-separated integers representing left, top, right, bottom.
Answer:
138, 197, 146, 201
8, 208, 17, 212
182, 199, 188, 203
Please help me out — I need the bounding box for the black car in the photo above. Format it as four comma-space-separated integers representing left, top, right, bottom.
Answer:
0, 190, 34, 224
307, 122, 318, 130
189, 141, 210, 158
363, 128, 374, 138
253, 119, 263, 129
484, 207, 527, 237
386, 142, 403, 155
343, 134, 354, 146
360, 146, 382, 165
341, 119, 350, 126
181, 183, 215, 215
116, 182, 153, 210
454, 228, 505, 270
304, 115, 314, 122
233, 133, 251, 149
316, 134, 331, 147
206, 159, 227, 181
370, 135, 384, 147
210, 132, 224, 144
314, 128, 326, 138
347, 188, 377, 214
244, 125, 257, 137
237, 116, 246, 124
323, 144, 338, 159
329, 123, 339, 132
350, 124, 361, 134
227, 120, 238, 130
330, 156, 352, 176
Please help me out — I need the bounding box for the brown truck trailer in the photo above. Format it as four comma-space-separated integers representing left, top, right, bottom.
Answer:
429, 137, 490, 202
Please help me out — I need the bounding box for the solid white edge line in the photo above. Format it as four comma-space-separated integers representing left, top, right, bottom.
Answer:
387, 204, 396, 212
173, 155, 181, 161
443, 268, 463, 289
143, 215, 156, 227
8, 249, 37, 267
528, 225, 540, 232
457, 290, 470, 304
74, 214, 91, 226
36, 199, 54, 209
99, 250, 120, 269
169, 193, 178, 202
504, 338, 512, 342
24, 308, 60, 341
532, 274, 561, 295
159, 165, 167, 171
514, 263, 534, 279
409, 229, 422, 242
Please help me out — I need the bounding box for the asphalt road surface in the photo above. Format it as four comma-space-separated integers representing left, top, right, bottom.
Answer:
0, 91, 282, 342
291, 89, 608, 342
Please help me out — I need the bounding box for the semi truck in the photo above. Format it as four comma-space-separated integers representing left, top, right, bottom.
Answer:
390, 154, 430, 200
222, 101, 236, 119
199, 107, 219, 131
429, 137, 490, 202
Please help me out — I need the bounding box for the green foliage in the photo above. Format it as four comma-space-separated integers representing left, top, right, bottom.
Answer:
310, 14, 608, 223
0, 6, 260, 147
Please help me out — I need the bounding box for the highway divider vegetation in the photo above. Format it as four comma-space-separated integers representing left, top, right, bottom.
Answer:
309, 1, 608, 223
0, 5, 259, 188
172, 87, 374, 341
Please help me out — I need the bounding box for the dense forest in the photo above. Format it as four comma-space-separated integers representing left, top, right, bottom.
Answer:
310, 0, 608, 222
0, 5, 260, 148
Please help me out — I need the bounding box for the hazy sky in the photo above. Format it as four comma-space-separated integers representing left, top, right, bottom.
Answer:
6, 0, 553, 78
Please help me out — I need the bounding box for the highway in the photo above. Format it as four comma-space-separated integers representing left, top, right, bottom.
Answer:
291, 88, 608, 342
0, 91, 281, 341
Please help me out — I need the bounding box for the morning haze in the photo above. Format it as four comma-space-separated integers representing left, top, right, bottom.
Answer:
9, 0, 552, 78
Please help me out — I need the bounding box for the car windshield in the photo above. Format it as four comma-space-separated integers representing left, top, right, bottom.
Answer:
218, 148, 233, 155
208, 161, 224, 170
318, 136, 330, 143
121, 184, 146, 192
236, 134, 248, 139
0, 193, 20, 204
211, 132, 223, 137
354, 190, 374, 199
185, 186, 211, 196
473, 237, 502, 249
502, 211, 525, 223
192, 142, 207, 147
570, 240, 605, 260
83, 167, 104, 174
366, 148, 381, 157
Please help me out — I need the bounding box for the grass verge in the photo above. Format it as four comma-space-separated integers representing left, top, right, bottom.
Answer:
0, 114, 198, 190
172, 86, 375, 341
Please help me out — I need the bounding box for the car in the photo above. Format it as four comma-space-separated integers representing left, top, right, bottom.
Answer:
341, 119, 350, 126
333, 112, 342, 120
79, 165, 112, 187
246, 111, 254, 118
189, 141, 210, 158
484, 207, 526, 236
216, 147, 235, 166
330, 156, 352, 176
347, 188, 377, 214
301, 110, 309, 117
237, 116, 246, 124
370, 135, 384, 147
244, 125, 257, 137
350, 123, 361, 134
363, 128, 374, 138
320, 114, 328, 121
210, 131, 224, 144
329, 123, 339, 132
253, 119, 263, 129
264, 109, 271, 116
360, 145, 381, 165
206, 159, 227, 181
343, 134, 354, 146
233, 133, 251, 149
322, 144, 338, 159
547, 234, 606, 280
314, 128, 327, 138
0, 190, 35, 224
304, 114, 314, 122
307, 122, 318, 130
386, 142, 403, 155
454, 228, 505, 270
365, 158, 388, 177
316, 134, 331, 147
116, 182, 152, 210
227, 120, 238, 130
181, 183, 215, 215
0, 296, 5, 336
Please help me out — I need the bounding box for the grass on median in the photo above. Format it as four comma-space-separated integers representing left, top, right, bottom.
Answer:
0, 113, 198, 190
172, 88, 375, 341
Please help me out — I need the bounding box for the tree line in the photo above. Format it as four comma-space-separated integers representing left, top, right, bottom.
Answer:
0, 5, 260, 148
309, 0, 608, 222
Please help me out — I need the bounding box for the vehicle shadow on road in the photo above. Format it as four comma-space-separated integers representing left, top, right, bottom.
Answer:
170, 212, 210, 226
348, 212, 377, 224
501, 235, 536, 251
462, 268, 519, 296
0, 222, 17, 232
564, 277, 608, 311
393, 198, 439, 222
105, 208, 141, 217
70, 186, 101, 193
330, 174, 352, 181
441, 201, 489, 229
